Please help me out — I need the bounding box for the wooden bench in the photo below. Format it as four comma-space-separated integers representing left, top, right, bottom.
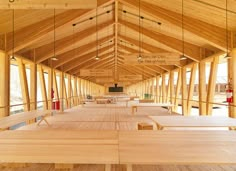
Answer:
149, 115, 236, 130
0, 110, 52, 131
0, 130, 119, 170
119, 130, 236, 171
131, 103, 174, 115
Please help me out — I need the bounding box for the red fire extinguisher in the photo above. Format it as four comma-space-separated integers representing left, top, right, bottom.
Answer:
226, 89, 233, 103
51, 88, 54, 99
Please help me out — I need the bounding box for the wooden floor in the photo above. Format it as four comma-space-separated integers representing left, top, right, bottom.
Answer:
3, 102, 236, 171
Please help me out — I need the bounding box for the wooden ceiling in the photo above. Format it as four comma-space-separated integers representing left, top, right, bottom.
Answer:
0, 0, 235, 85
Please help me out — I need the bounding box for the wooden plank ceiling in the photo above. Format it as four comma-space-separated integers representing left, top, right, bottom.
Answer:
0, 0, 235, 85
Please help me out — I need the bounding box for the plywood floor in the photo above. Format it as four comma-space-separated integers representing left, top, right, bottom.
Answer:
3, 102, 236, 171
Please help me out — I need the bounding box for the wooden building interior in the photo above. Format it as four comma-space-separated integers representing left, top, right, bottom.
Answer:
0, 0, 236, 170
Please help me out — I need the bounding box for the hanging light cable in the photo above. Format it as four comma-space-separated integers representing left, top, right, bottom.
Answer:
180, 0, 187, 61
138, 0, 142, 60
95, 6, 100, 60
51, 9, 58, 61
225, 0, 231, 59
10, 9, 16, 61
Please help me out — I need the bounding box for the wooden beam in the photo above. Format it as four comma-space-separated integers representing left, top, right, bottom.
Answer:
36, 21, 114, 63
63, 45, 112, 72
0, 0, 97, 9
52, 35, 114, 68
68, 75, 72, 108
187, 63, 197, 115
6, 10, 91, 55
120, 0, 227, 51
119, 19, 201, 61
206, 56, 219, 115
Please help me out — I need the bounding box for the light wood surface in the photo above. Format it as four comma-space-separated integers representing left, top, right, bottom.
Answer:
119, 130, 236, 165
149, 116, 236, 130
0, 110, 52, 130
132, 103, 173, 115
0, 130, 119, 164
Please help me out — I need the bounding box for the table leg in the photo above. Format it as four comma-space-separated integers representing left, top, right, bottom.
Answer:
126, 164, 132, 171
105, 164, 111, 171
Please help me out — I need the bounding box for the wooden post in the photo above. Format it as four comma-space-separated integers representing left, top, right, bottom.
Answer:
170, 71, 174, 106
156, 76, 160, 103
59, 71, 64, 112
53, 70, 59, 101
39, 66, 48, 110
17, 59, 30, 111
166, 72, 170, 103
30, 63, 37, 111
182, 67, 187, 115
74, 76, 78, 106
199, 61, 207, 115
68, 75, 71, 108
162, 74, 166, 103
47, 68, 53, 110
174, 69, 181, 112
228, 48, 236, 117
187, 64, 197, 115
0, 51, 10, 118
63, 74, 68, 109
206, 56, 219, 115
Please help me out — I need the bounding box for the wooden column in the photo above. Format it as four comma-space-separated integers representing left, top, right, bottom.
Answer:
17, 59, 30, 111
166, 73, 170, 103
228, 48, 236, 117
170, 71, 175, 105
47, 68, 53, 110
53, 71, 59, 101
199, 61, 207, 115
187, 64, 197, 115
174, 69, 181, 112
59, 71, 64, 112
206, 56, 219, 115
73, 77, 78, 106
30, 63, 37, 111
161, 74, 166, 103
156, 76, 160, 103
0, 51, 10, 118
39, 66, 48, 110
63, 74, 68, 109
182, 67, 187, 115
68, 75, 71, 108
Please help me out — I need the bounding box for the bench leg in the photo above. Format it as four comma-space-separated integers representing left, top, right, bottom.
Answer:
37, 116, 50, 126
105, 164, 111, 171
126, 164, 132, 171
55, 164, 74, 170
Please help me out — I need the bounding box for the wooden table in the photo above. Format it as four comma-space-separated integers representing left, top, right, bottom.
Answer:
131, 103, 173, 115
0, 110, 52, 130
0, 130, 119, 170
149, 115, 236, 130
119, 130, 236, 171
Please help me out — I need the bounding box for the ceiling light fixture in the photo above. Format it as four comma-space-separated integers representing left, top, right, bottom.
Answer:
10, 9, 16, 61
225, 0, 231, 59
